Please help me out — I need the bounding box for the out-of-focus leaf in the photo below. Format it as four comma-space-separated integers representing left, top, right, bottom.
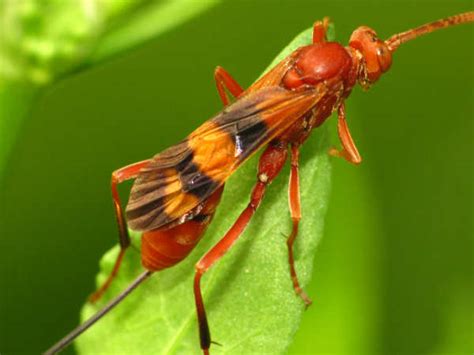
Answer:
0, 0, 219, 84
0, 0, 218, 181
77, 25, 334, 354
90, 0, 220, 63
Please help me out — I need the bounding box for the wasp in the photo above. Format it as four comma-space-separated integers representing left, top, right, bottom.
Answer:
46, 11, 474, 355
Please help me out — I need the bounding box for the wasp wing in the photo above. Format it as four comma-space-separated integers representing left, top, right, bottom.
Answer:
126, 85, 325, 232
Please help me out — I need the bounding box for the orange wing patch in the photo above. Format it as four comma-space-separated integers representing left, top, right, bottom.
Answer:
188, 121, 236, 184
161, 168, 200, 222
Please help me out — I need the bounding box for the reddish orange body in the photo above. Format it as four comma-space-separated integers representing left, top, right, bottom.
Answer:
141, 186, 224, 270
46, 12, 474, 355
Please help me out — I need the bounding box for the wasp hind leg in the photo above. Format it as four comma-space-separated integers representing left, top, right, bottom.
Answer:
193, 142, 288, 355
89, 159, 151, 303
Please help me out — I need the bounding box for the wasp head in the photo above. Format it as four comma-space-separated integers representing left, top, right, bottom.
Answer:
349, 26, 392, 88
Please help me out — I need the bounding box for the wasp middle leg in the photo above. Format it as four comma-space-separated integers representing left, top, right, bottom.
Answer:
287, 144, 312, 307
214, 66, 244, 106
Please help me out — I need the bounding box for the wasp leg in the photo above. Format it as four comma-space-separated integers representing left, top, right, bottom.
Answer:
89, 159, 151, 303
313, 17, 331, 44
328, 103, 362, 165
193, 142, 288, 355
287, 144, 312, 307
214, 66, 244, 106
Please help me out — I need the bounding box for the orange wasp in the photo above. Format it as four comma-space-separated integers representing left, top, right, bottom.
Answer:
46, 11, 474, 355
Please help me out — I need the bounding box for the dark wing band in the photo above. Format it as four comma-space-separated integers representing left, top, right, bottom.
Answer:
126, 86, 324, 232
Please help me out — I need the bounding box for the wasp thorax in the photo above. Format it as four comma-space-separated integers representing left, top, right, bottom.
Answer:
282, 43, 352, 89
349, 26, 393, 86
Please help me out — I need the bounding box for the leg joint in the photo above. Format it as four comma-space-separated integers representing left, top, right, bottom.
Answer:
195, 262, 205, 274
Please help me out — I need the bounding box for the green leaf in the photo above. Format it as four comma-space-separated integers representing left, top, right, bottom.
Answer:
77, 25, 334, 354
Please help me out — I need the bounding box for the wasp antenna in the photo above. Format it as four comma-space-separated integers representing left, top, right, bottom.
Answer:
386, 11, 474, 52
44, 271, 153, 355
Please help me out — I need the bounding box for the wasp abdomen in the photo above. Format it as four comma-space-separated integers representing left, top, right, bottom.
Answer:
141, 186, 224, 271
142, 219, 209, 270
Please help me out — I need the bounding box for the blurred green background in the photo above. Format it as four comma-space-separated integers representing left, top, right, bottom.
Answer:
0, 0, 472, 354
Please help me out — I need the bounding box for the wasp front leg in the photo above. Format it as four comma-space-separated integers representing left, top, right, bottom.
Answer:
193, 142, 288, 355
89, 159, 151, 303
214, 66, 244, 106
329, 103, 362, 165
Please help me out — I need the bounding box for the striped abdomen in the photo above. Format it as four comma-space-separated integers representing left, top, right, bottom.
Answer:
141, 186, 224, 271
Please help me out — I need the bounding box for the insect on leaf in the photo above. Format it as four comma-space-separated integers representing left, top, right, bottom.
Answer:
77, 24, 334, 355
